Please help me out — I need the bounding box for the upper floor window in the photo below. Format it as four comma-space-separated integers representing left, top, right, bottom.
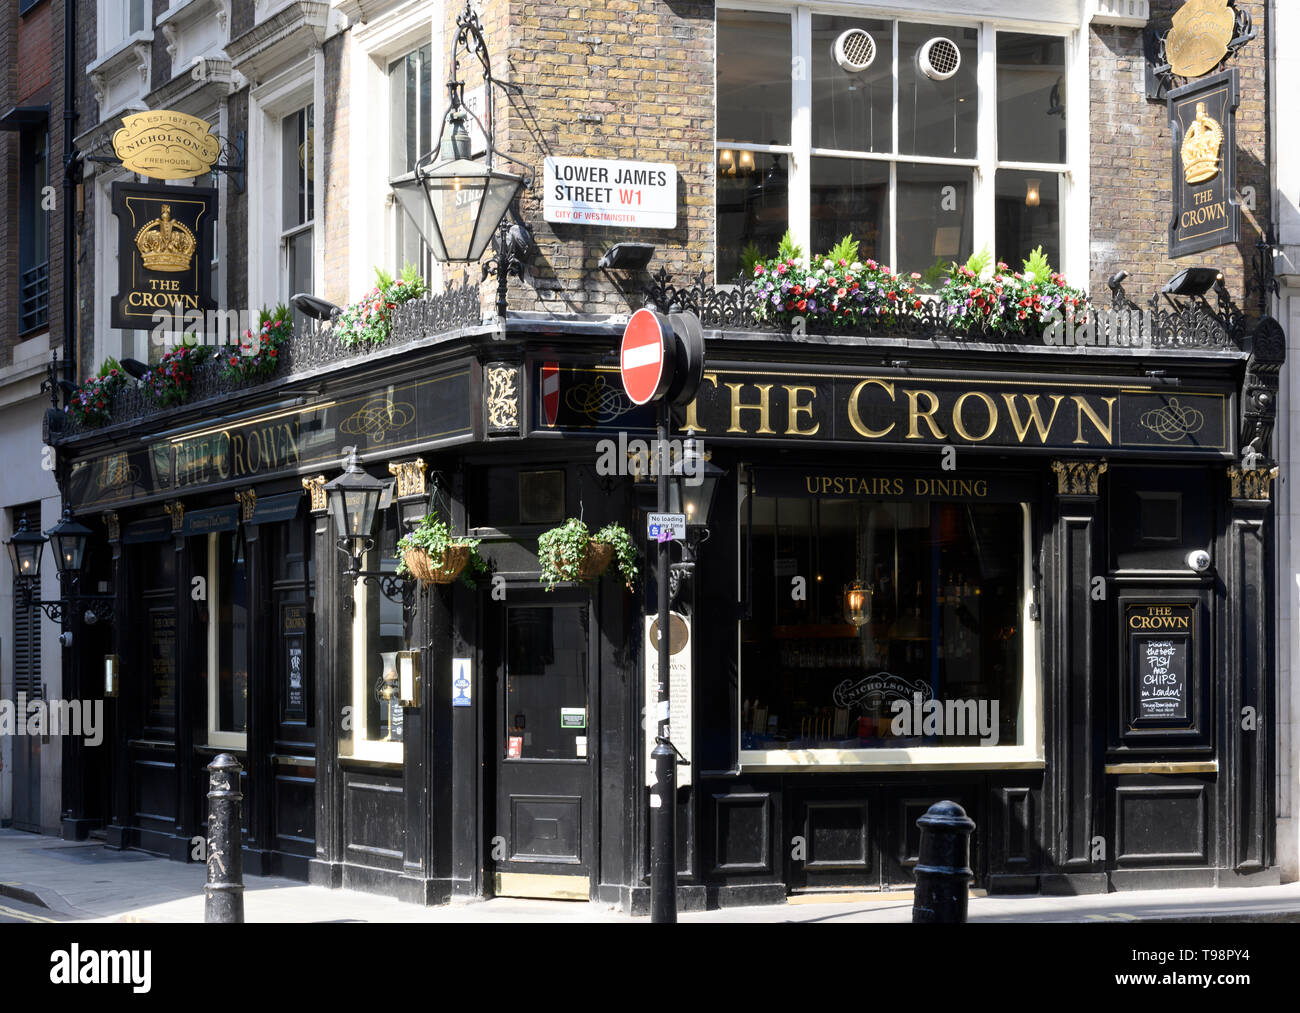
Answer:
18, 125, 49, 334
100, 0, 147, 55
716, 9, 1071, 282
282, 104, 314, 328
389, 44, 435, 282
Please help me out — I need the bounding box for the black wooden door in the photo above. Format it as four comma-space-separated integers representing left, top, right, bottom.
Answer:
491, 597, 595, 899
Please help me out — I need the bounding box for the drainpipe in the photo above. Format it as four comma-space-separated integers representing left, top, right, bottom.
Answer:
61, 0, 79, 387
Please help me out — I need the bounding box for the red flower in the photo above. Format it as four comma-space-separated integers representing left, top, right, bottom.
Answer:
913, 299, 922, 309
229, 356, 239, 365
269, 349, 278, 358
796, 300, 807, 311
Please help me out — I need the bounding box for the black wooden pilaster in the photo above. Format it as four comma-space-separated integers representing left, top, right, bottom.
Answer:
170, 503, 197, 862
241, 493, 272, 875
104, 513, 131, 850
305, 476, 343, 888
1046, 460, 1107, 881
1225, 468, 1277, 873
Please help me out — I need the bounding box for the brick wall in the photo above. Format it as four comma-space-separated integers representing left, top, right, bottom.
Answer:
451, 0, 715, 315
226, 88, 249, 317
1089, 0, 1270, 305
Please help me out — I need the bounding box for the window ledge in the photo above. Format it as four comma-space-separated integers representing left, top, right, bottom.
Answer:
227, 1, 328, 85
338, 751, 403, 769
738, 748, 1045, 773
157, 0, 230, 33
87, 30, 154, 78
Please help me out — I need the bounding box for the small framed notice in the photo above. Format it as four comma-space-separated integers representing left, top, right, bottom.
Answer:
1125, 602, 1195, 729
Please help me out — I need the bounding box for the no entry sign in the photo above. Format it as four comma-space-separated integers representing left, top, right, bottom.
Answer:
620, 309, 675, 405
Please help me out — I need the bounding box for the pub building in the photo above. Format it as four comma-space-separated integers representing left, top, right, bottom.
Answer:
33, 0, 1289, 909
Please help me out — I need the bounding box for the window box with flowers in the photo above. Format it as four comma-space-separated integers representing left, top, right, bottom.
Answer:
219, 305, 292, 384
66, 359, 129, 428
335, 264, 428, 348
143, 343, 210, 408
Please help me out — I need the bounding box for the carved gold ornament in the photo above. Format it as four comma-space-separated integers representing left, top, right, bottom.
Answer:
1227, 466, 1277, 502
302, 475, 328, 513
135, 204, 197, 272
235, 488, 257, 522
388, 458, 428, 499
1052, 459, 1108, 496
486, 366, 520, 430
1166, 0, 1235, 80
1180, 102, 1224, 184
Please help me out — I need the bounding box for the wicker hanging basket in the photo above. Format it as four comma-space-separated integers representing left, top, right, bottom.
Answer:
403, 545, 470, 585
576, 540, 615, 580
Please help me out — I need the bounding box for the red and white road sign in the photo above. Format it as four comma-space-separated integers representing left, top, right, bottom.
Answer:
620, 308, 673, 405
541, 361, 560, 427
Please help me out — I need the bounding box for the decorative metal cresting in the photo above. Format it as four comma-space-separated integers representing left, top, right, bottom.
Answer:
388, 1, 535, 322
325, 447, 415, 622
5, 509, 115, 625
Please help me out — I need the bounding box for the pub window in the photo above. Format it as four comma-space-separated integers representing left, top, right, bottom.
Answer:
99, 0, 147, 56
389, 43, 435, 282
716, 8, 1073, 282
738, 476, 1040, 768
206, 532, 248, 749
18, 124, 49, 334
342, 509, 405, 762
281, 104, 314, 332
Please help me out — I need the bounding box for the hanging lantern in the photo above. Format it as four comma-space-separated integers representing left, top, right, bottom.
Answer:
844, 580, 872, 627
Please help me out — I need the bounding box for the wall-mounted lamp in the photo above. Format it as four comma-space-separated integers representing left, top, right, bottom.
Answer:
738, 150, 755, 173
1025, 178, 1041, 208
718, 149, 735, 175
398, 649, 421, 707
104, 654, 120, 698
844, 580, 873, 627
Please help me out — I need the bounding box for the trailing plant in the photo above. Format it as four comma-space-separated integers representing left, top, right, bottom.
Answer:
66, 359, 129, 428
395, 512, 489, 588
220, 304, 292, 383
142, 341, 210, 408
334, 263, 428, 348
537, 518, 637, 591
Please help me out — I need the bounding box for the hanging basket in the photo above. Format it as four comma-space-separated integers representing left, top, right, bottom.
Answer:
403, 545, 470, 585
548, 539, 615, 582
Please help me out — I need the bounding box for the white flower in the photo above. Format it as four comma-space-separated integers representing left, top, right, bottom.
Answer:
850, 262, 862, 272
823, 259, 833, 270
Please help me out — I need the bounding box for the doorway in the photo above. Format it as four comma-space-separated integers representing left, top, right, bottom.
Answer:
490, 595, 596, 900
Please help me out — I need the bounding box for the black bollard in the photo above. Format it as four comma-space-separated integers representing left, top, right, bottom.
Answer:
911, 800, 975, 924
204, 753, 244, 923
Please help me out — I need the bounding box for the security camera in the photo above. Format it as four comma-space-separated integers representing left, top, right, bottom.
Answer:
58, 631, 74, 648
1186, 549, 1211, 573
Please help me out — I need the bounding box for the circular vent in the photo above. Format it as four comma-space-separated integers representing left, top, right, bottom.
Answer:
919, 37, 961, 81
833, 29, 876, 73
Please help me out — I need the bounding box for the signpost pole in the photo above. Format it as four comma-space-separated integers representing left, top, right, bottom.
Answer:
650, 396, 677, 923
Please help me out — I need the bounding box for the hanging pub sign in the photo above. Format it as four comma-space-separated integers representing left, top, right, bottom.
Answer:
112, 109, 221, 180
1168, 69, 1239, 258
110, 181, 218, 330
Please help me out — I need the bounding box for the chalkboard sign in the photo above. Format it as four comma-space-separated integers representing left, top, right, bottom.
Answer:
285, 639, 305, 720
1126, 603, 1194, 726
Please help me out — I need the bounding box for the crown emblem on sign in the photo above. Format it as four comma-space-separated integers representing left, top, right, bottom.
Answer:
1181, 102, 1223, 185
134, 204, 196, 272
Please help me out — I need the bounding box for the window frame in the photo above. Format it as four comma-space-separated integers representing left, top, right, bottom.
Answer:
715, 4, 1081, 283
206, 532, 248, 750
735, 475, 1043, 771
99, 0, 148, 57
343, 521, 405, 764
387, 42, 437, 284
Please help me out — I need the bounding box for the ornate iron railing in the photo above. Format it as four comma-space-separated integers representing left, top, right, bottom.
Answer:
56, 281, 482, 439
642, 267, 1256, 350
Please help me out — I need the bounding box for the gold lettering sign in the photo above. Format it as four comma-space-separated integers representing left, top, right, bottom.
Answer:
1166, 0, 1235, 80
112, 110, 222, 180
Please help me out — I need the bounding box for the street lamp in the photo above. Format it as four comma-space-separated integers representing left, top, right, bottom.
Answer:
7, 513, 46, 583
47, 508, 92, 576
388, 1, 533, 320
4, 509, 114, 625
324, 447, 413, 620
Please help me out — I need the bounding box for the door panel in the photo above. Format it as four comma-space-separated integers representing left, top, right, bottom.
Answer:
492, 598, 594, 897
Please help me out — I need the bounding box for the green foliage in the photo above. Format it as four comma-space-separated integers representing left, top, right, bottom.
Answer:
739, 241, 766, 277
920, 257, 951, 291
537, 518, 637, 592
1021, 245, 1053, 285
964, 246, 993, 281
395, 512, 489, 589
336, 262, 429, 348
97, 357, 123, 378
775, 229, 803, 264
825, 234, 861, 267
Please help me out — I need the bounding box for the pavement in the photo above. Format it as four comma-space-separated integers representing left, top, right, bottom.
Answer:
3, 827, 1300, 924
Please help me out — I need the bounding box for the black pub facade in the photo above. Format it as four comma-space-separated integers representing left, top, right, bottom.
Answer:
48, 279, 1286, 908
